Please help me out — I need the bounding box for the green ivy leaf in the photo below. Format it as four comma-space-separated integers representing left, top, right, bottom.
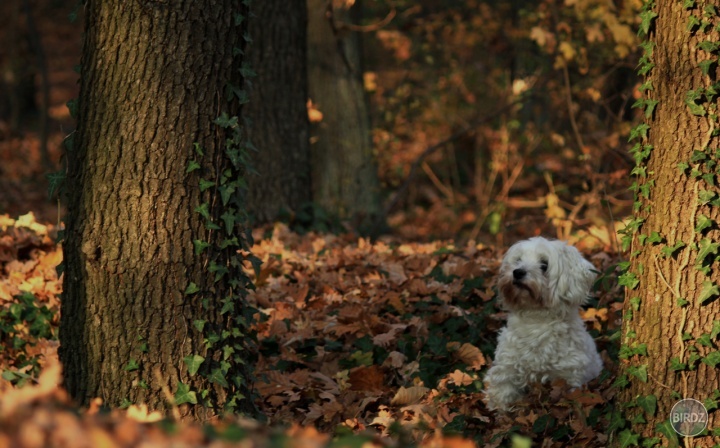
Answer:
124, 359, 139, 371
677, 161, 690, 172
220, 210, 237, 235
194, 319, 206, 332
655, 420, 679, 447
47, 171, 66, 198
618, 429, 640, 447
239, 62, 257, 78
647, 232, 663, 244
670, 357, 687, 371
699, 59, 716, 76
702, 351, 720, 367
705, 396, 719, 412
637, 394, 657, 417
698, 41, 720, 53
699, 280, 720, 304
619, 344, 634, 360
683, 0, 695, 8
631, 166, 647, 177
208, 368, 230, 387
660, 241, 686, 257
697, 333, 714, 347
696, 238, 719, 266
193, 142, 204, 156
613, 374, 630, 389
186, 160, 201, 173
691, 149, 708, 162
711, 321, 720, 339
193, 240, 211, 255
205, 221, 221, 231
644, 99, 659, 118
185, 282, 200, 295
209, 262, 229, 282
199, 179, 215, 192
685, 98, 707, 116
639, 10, 658, 36
698, 190, 716, 205
696, 215, 713, 233
688, 352, 702, 370
223, 345, 235, 361
629, 124, 650, 142
67, 98, 79, 119
701, 172, 715, 185
220, 300, 234, 315
638, 62, 655, 76
174, 382, 198, 405
195, 203, 210, 220
628, 364, 648, 382
618, 271, 640, 289
214, 112, 239, 128
219, 185, 236, 206
183, 355, 205, 376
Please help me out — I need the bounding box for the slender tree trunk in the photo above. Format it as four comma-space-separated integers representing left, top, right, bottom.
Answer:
618, 0, 720, 445
60, 0, 256, 420
245, 0, 311, 224
307, 0, 383, 233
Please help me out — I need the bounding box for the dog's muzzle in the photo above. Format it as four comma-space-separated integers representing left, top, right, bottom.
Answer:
512, 268, 526, 283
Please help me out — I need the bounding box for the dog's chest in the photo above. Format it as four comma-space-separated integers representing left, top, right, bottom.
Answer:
497, 317, 582, 358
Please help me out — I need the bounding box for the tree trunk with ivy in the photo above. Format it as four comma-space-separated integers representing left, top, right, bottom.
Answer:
307, 0, 383, 233
245, 0, 311, 224
618, 0, 720, 445
60, 0, 258, 421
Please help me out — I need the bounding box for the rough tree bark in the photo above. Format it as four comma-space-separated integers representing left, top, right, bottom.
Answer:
307, 0, 383, 233
618, 0, 720, 445
60, 0, 256, 420
245, 0, 311, 224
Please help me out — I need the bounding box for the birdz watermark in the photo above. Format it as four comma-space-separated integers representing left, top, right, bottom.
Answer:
670, 399, 708, 437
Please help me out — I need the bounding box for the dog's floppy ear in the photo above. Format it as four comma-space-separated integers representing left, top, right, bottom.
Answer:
551, 241, 596, 305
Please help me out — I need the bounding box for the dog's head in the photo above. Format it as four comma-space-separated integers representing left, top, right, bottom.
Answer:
497, 237, 596, 311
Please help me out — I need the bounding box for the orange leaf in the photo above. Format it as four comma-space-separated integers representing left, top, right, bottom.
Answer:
391, 386, 429, 406
349, 365, 385, 393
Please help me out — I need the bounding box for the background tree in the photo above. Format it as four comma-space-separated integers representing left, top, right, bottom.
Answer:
618, 0, 720, 444
60, 0, 257, 420
245, 0, 311, 224
307, 0, 382, 232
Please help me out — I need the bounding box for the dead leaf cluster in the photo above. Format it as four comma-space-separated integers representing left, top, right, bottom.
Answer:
0, 216, 627, 446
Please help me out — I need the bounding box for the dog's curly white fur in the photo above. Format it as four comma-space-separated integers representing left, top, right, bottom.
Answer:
483, 237, 603, 412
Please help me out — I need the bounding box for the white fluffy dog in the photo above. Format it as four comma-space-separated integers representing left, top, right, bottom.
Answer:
483, 237, 603, 412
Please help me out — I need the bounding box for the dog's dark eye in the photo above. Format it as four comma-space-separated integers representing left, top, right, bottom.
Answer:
540, 261, 548, 272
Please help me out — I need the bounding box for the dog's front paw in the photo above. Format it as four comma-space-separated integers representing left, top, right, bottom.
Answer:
484, 382, 524, 412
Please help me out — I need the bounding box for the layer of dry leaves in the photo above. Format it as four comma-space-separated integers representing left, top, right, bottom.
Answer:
0, 213, 625, 447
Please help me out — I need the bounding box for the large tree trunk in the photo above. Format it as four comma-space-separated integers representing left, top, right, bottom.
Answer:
245, 0, 311, 224
60, 0, 256, 421
619, 0, 720, 445
307, 0, 382, 233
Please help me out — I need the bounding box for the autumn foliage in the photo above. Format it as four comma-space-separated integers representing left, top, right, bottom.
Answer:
0, 0, 646, 446
0, 214, 626, 446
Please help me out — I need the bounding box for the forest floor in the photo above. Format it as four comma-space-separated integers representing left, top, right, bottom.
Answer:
0, 2, 633, 445
0, 212, 627, 447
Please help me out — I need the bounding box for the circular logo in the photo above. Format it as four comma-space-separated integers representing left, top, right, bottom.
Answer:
670, 398, 708, 437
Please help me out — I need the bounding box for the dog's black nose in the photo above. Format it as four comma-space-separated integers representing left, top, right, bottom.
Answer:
513, 268, 526, 280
